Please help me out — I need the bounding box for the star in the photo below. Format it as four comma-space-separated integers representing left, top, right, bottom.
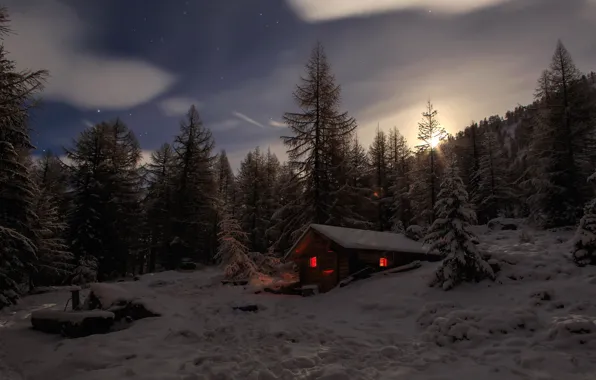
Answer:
183, 10, 187, 15
97, 109, 101, 113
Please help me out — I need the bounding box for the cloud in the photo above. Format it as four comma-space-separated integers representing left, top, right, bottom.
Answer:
232, 112, 267, 128
211, 118, 241, 131
286, 0, 513, 22
269, 120, 287, 128
2, 0, 176, 110
158, 97, 202, 117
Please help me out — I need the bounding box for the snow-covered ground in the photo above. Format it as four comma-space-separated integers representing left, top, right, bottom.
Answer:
2, 227, 596, 380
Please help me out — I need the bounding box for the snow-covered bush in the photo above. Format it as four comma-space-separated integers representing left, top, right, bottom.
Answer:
424, 160, 495, 290
421, 307, 542, 347
571, 199, 596, 266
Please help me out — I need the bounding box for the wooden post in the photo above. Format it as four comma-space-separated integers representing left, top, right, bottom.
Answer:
71, 289, 80, 310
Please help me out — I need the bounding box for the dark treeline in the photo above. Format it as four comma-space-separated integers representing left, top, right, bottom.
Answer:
2, 2, 596, 306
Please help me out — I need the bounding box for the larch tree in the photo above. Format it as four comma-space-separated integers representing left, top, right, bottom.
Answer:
277, 42, 358, 243
424, 158, 494, 290
171, 105, 217, 265
416, 101, 447, 224
0, 6, 48, 307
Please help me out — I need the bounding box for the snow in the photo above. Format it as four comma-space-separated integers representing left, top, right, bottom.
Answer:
88, 282, 134, 308
309, 223, 427, 254
1, 228, 596, 379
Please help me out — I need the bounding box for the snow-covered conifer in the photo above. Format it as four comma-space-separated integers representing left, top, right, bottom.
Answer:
571, 173, 596, 266
216, 208, 258, 280
0, 7, 48, 306
424, 159, 495, 290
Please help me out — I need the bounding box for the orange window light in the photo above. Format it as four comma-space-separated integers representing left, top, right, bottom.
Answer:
309, 257, 317, 268
380, 257, 388, 267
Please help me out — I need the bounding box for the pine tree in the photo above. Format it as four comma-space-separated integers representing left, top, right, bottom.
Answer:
572, 172, 596, 266
215, 150, 236, 212
29, 153, 73, 288
473, 129, 514, 222
66, 120, 142, 281
330, 134, 373, 229
408, 151, 433, 225
216, 207, 258, 280
268, 163, 303, 254
388, 128, 412, 230
171, 105, 217, 266
0, 7, 48, 306
369, 127, 391, 231
524, 40, 596, 227
236, 147, 268, 252
29, 184, 72, 288
145, 143, 175, 272
262, 148, 281, 248
278, 42, 358, 242
416, 101, 447, 223
424, 159, 494, 290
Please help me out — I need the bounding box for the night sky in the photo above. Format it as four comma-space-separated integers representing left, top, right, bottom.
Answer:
4, 0, 596, 169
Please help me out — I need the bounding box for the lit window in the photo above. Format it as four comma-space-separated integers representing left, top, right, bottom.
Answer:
380, 257, 388, 267
309, 257, 317, 268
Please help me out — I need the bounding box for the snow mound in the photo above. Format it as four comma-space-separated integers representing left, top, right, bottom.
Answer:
421, 307, 542, 347
487, 217, 523, 231
87, 283, 133, 308
545, 315, 596, 349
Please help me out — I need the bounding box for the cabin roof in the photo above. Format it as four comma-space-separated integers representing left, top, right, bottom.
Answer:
285, 224, 427, 259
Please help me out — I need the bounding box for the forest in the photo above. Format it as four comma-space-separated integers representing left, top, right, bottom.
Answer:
1, 5, 596, 307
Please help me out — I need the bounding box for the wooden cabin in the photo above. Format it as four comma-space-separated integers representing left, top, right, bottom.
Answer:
284, 224, 440, 293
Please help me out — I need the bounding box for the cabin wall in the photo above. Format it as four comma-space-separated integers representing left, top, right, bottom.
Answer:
347, 249, 431, 272
296, 232, 339, 292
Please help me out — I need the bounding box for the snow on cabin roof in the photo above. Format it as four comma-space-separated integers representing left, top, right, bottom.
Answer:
285, 224, 427, 259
